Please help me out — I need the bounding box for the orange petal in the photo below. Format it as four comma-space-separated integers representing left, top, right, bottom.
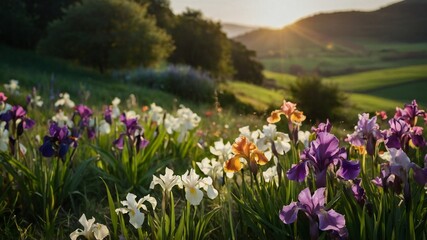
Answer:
251, 150, 269, 166
267, 110, 284, 123
290, 110, 306, 123
232, 136, 256, 157
281, 100, 297, 117
224, 156, 243, 173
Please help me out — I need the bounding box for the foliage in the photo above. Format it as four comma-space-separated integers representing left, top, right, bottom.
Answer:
169, 9, 233, 78
290, 76, 347, 122
38, 0, 173, 73
230, 40, 265, 85
116, 65, 216, 103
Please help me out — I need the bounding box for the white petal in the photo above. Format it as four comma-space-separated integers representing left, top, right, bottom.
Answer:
186, 187, 204, 206
115, 208, 129, 215
206, 184, 218, 199
129, 210, 145, 229
92, 223, 109, 240
69, 229, 83, 240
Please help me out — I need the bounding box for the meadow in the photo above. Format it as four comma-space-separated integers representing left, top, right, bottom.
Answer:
1, 44, 427, 240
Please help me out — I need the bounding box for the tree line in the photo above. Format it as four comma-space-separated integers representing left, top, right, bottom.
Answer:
0, 0, 264, 84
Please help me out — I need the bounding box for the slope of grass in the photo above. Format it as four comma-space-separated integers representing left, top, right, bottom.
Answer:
263, 70, 296, 88
325, 64, 427, 92
365, 80, 427, 106
221, 81, 284, 112
0, 45, 179, 109
347, 93, 403, 113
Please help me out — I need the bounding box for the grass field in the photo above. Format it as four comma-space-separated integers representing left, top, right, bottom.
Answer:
325, 64, 427, 92
263, 70, 296, 88
0, 45, 179, 109
221, 81, 285, 112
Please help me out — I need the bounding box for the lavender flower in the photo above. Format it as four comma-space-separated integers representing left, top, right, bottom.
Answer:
287, 132, 360, 188
279, 187, 348, 239
394, 100, 425, 127
114, 112, 149, 152
346, 113, 382, 155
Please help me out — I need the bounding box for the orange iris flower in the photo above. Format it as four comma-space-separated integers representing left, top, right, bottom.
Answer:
224, 136, 268, 173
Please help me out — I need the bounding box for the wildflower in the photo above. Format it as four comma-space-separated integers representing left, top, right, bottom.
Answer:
98, 120, 111, 135
394, 99, 425, 127
373, 148, 427, 191
351, 178, 366, 205
267, 100, 306, 125
376, 110, 388, 120
298, 130, 311, 148
263, 165, 278, 183
257, 124, 291, 156
52, 110, 74, 128
115, 193, 157, 229
26, 87, 43, 108
0, 122, 9, 152
383, 118, 425, 150
70, 213, 109, 240
148, 103, 165, 124
224, 136, 269, 175
114, 112, 149, 152
209, 138, 232, 161
0, 105, 35, 137
4, 79, 19, 95
279, 187, 348, 239
150, 167, 182, 193
311, 119, 332, 134
111, 97, 121, 119
181, 168, 218, 205
39, 122, 76, 160
287, 132, 360, 188
196, 157, 224, 180
238, 126, 263, 143
55, 93, 75, 108
346, 113, 382, 155
74, 105, 96, 140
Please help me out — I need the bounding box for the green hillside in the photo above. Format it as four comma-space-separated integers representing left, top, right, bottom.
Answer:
0, 45, 179, 108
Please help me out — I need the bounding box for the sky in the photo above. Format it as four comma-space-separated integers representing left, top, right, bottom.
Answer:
170, 0, 401, 28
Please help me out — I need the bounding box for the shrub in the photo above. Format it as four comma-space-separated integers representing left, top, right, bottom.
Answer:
38, 0, 174, 73
289, 76, 347, 122
116, 65, 216, 103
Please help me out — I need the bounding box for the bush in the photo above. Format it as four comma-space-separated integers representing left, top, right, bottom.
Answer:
289, 76, 347, 122
38, 0, 173, 73
116, 65, 216, 103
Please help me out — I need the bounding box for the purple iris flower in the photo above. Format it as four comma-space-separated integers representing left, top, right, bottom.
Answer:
279, 187, 348, 239
114, 113, 149, 153
346, 113, 382, 155
373, 149, 427, 204
72, 104, 96, 140
383, 118, 425, 150
311, 119, 332, 134
104, 105, 112, 124
394, 100, 425, 127
351, 178, 366, 205
0, 105, 35, 136
287, 132, 360, 188
39, 122, 77, 160
75, 104, 93, 127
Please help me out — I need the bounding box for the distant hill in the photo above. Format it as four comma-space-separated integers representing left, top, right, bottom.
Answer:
221, 23, 259, 38
235, 1, 427, 57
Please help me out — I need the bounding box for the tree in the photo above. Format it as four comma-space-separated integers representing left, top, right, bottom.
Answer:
230, 40, 264, 85
289, 76, 347, 122
38, 0, 174, 73
169, 9, 233, 78
135, 0, 176, 30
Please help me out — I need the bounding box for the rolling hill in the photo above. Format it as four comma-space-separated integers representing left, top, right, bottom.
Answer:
235, 1, 427, 58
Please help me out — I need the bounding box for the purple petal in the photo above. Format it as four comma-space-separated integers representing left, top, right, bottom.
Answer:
413, 166, 427, 185
12, 105, 26, 118
317, 209, 346, 233
287, 162, 308, 182
39, 137, 55, 157
371, 177, 383, 187
114, 134, 126, 150
315, 168, 328, 188
23, 118, 35, 129
312, 187, 326, 209
279, 202, 300, 224
298, 188, 314, 212
336, 159, 360, 180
